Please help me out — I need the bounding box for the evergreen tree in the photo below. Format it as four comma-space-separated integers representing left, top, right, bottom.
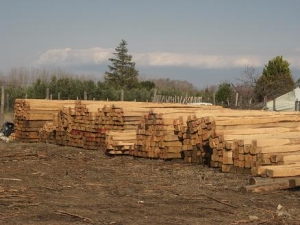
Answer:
255, 56, 294, 102
104, 40, 139, 89
215, 82, 232, 105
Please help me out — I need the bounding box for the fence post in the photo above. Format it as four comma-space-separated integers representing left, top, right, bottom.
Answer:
273, 99, 276, 111
120, 89, 124, 101
264, 96, 267, 108
185, 93, 188, 104
213, 93, 216, 105
239, 95, 243, 109
84, 91, 87, 100
6, 93, 9, 112
46, 88, 49, 100
153, 89, 157, 102
1, 86, 4, 125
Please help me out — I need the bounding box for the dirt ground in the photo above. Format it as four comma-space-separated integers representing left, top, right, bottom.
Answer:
0, 141, 299, 225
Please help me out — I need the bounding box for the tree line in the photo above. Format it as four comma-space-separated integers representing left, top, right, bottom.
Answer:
0, 40, 298, 111
215, 56, 297, 109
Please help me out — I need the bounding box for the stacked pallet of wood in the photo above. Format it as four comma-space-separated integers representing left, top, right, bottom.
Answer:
135, 111, 183, 159
211, 112, 300, 176
14, 99, 76, 142
47, 101, 110, 149
133, 111, 169, 158
179, 115, 215, 164
177, 110, 300, 178
134, 110, 182, 158
39, 100, 161, 151
16, 99, 300, 183
132, 105, 224, 159
105, 130, 137, 155
111, 104, 219, 157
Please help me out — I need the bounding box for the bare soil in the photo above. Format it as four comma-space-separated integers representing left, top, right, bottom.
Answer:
0, 141, 299, 225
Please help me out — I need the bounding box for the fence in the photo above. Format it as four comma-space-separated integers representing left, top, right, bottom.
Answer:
152, 94, 203, 104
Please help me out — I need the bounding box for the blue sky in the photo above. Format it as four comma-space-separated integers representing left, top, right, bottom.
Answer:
1, 0, 299, 88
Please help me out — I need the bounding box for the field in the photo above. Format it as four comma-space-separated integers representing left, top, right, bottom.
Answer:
0, 141, 299, 225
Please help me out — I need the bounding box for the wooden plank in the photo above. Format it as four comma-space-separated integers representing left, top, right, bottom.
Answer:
240, 182, 291, 193
251, 165, 291, 176
276, 155, 300, 164
266, 166, 300, 178
249, 177, 294, 185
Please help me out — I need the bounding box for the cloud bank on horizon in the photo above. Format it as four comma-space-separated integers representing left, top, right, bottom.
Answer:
34, 47, 300, 71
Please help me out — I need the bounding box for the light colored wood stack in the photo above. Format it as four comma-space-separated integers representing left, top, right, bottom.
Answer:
15, 99, 300, 182
177, 110, 300, 177
179, 115, 216, 164
39, 101, 154, 151
211, 112, 300, 176
132, 115, 147, 157
105, 130, 136, 155
14, 99, 76, 142
133, 111, 166, 159
133, 110, 188, 159
54, 106, 74, 146
52, 101, 108, 150
132, 105, 223, 160
219, 139, 258, 174
101, 103, 153, 154
16, 99, 223, 146
151, 112, 183, 160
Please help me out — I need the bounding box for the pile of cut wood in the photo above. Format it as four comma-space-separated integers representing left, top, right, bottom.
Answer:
14, 99, 76, 142
13, 99, 300, 190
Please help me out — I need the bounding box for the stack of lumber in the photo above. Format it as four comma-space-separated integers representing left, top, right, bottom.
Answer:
132, 105, 225, 159
39, 100, 163, 150
212, 112, 300, 177
105, 130, 136, 155
113, 104, 220, 158
179, 115, 218, 164
45, 100, 115, 149
133, 111, 182, 159
15, 99, 300, 183
14, 99, 76, 142
177, 110, 300, 178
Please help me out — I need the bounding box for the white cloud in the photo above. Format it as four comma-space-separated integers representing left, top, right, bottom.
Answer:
134, 52, 264, 69
34, 47, 113, 67
35, 47, 300, 70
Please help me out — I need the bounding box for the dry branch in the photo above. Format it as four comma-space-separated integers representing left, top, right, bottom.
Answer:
54, 210, 93, 223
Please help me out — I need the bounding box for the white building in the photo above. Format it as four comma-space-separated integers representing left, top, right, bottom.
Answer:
266, 87, 300, 111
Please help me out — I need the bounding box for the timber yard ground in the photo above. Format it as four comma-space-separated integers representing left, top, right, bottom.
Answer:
0, 141, 299, 225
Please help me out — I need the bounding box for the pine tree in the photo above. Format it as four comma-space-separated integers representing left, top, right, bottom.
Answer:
104, 40, 139, 89
255, 56, 294, 102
